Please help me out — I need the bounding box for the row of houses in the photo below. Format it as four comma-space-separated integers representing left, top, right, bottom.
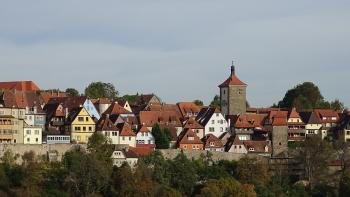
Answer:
1, 81, 349, 159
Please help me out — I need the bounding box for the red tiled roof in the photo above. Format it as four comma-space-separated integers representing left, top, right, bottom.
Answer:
139, 111, 182, 127
117, 123, 136, 136
233, 114, 267, 128
129, 147, 154, 156
203, 134, 224, 148
40, 92, 67, 103
219, 74, 247, 87
183, 118, 204, 129
243, 140, 271, 153
138, 126, 151, 133
177, 102, 201, 118
96, 115, 118, 131
0, 81, 40, 91
104, 102, 131, 115
178, 129, 203, 145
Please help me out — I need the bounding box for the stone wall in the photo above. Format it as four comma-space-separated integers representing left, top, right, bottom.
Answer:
0, 144, 87, 163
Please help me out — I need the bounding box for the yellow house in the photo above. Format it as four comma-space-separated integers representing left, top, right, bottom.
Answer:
66, 107, 95, 144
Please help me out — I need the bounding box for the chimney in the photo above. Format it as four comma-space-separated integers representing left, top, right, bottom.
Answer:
65, 108, 69, 118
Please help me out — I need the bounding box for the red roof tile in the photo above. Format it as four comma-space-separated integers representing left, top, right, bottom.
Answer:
104, 102, 131, 115
203, 134, 224, 148
218, 74, 247, 87
0, 81, 40, 91
117, 123, 136, 136
178, 129, 203, 145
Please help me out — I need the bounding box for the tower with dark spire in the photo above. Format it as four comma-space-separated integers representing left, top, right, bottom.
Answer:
218, 61, 247, 116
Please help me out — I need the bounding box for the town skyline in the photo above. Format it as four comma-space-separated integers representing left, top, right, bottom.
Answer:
1, 1, 349, 107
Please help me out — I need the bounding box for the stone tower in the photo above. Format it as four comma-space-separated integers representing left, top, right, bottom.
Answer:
218, 62, 247, 116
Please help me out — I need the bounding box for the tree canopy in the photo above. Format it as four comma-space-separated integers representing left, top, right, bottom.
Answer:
152, 124, 172, 149
193, 100, 204, 106
210, 95, 220, 109
278, 82, 345, 111
84, 81, 118, 99
65, 88, 80, 97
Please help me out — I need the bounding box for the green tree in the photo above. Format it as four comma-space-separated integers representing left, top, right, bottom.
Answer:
297, 136, 334, 189
65, 88, 80, 97
339, 171, 350, 197
152, 124, 171, 149
330, 99, 345, 111
85, 81, 118, 99
236, 156, 270, 188
210, 95, 220, 109
193, 100, 204, 106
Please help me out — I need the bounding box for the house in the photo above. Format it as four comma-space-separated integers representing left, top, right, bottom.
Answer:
116, 122, 136, 147
300, 111, 323, 138
111, 148, 138, 168
23, 124, 42, 144
103, 102, 134, 118
116, 99, 133, 112
44, 103, 66, 134
178, 129, 204, 150
335, 113, 350, 142
202, 134, 224, 152
177, 102, 202, 119
0, 107, 26, 144
314, 109, 340, 138
136, 126, 155, 149
228, 113, 267, 141
96, 115, 120, 144
287, 108, 306, 141
129, 94, 162, 114
182, 118, 205, 139
226, 136, 271, 156
196, 107, 229, 138
264, 110, 288, 156
48, 96, 101, 120
93, 98, 112, 115
65, 107, 96, 144
24, 105, 46, 129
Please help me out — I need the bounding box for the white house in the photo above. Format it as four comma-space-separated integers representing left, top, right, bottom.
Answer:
96, 115, 120, 144
196, 107, 229, 138
23, 125, 42, 144
111, 149, 138, 168
136, 126, 155, 148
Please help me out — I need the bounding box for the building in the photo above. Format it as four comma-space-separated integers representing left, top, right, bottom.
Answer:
226, 136, 271, 156
139, 111, 183, 134
0, 81, 40, 92
177, 102, 202, 120
336, 113, 350, 142
93, 98, 113, 115
196, 107, 229, 138
111, 148, 138, 168
182, 118, 205, 139
24, 105, 46, 129
287, 108, 306, 141
202, 134, 225, 152
178, 128, 204, 150
136, 126, 155, 148
229, 113, 267, 141
300, 111, 323, 137
219, 63, 247, 116
264, 111, 288, 157
0, 107, 26, 144
117, 123, 136, 147
96, 115, 120, 144
65, 107, 96, 144
23, 125, 42, 144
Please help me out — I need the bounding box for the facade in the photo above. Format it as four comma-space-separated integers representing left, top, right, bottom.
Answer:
202, 134, 225, 152
177, 102, 201, 119
23, 125, 42, 144
96, 115, 120, 144
45, 135, 71, 144
178, 129, 204, 150
66, 107, 96, 144
117, 123, 136, 147
287, 108, 306, 141
219, 64, 247, 116
0, 115, 18, 144
196, 107, 229, 138
24, 106, 46, 129
0, 107, 25, 144
111, 149, 138, 168
183, 118, 205, 139
136, 126, 155, 148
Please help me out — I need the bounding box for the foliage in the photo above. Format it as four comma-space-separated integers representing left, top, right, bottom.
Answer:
193, 100, 204, 106
65, 88, 80, 97
84, 81, 118, 99
210, 95, 220, 109
278, 82, 345, 111
152, 124, 171, 149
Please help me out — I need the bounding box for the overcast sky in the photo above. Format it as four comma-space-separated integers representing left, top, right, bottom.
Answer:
0, 1, 349, 107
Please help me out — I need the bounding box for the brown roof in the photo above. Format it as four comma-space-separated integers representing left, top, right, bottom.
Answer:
314, 109, 339, 123
40, 91, 67, 103
177, 102, 201, 118
138, 126, 151, 133
48, 96, 87, 109
218, 70, 247, 87
139, 111, 182, 127
243, 140, 271, 153
231, 114, 267, 128
117, 123, 136, 136
203, 134, 224, 148
183, 118, 204, 129
267, 111, 288, 126
1, 90, 45, 108
96, 115, 118, 131
129, 147, 153, 156
0, 81, 40, 91
288, 108, 301, 119
178, 129, 203, 145
103, 102, 131, 115
95, 98, 113, 105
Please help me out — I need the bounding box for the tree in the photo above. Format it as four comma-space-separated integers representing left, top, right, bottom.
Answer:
236, 156, 270, 188
193, 100, 204, 106
296, 136, 334, 189
210, 95, 220, 109
65, 88, 80, 97
152, 124, 171, 149
84, 82, 118, 99
330, 99, 345, 111
339, 171, 350, 197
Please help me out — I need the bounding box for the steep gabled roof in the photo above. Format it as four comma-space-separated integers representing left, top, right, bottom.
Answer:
178, 128, 202, 145
117, 123, 136, 136
48, 96, 87, 109
96, 115, 118, 131
203, 134, 224, 148
177, 102, 202, 118
139, 111, 182, 127
288, 108, 301, 119
65, 107, 84, 124
183, 118, 204, 129
103, 102, 132, 115
243, 140, 271, 153
196, 107, 221, 126
232, 114, 267, 128
218, 68, 247, 87
138, 126, 151, 133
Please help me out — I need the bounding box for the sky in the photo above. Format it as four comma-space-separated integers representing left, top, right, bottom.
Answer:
0, 1, 349, 107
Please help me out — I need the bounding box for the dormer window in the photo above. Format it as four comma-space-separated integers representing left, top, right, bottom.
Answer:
188, 136, 194, 141
210, 142, 215, 146
249, 148, 255, 151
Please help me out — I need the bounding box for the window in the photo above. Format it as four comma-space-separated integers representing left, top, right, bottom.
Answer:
86, 117, 89, 121
209, 127, 215, 132
35, 138, 38, 142
216, 113, 219, 117
122, 137, 125, 141
26, 130, 31, 135
35, 130, 39, 135
27, 138, 30, 142
77, 136, 81, 141
129, 137, 131, 141
188, 136, 194, 141
211, 120, 215, 124
78, 117, 84, 122
183, 145, 187, 149
83, 127, 86, 131
220, 127, 224, 132
75, 127, 81, 131
210, 142, 215, 146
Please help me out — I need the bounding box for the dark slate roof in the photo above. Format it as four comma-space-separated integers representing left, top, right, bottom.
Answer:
196, 107, 220, 126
